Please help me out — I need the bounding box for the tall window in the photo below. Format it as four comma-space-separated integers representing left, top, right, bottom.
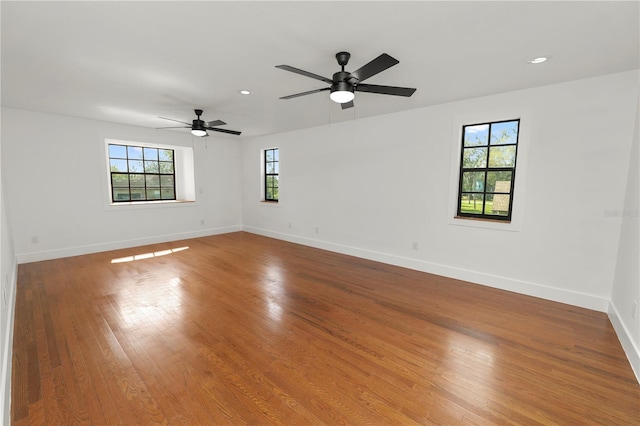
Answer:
109, 144, 176, 202
264, 148, 279, 202
457, 119, 519, 221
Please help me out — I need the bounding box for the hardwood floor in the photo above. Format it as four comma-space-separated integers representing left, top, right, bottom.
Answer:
11, 232, 639, 425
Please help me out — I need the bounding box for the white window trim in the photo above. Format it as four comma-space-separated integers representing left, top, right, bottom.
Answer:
447, 109, 532, 232
103, 138, 196, 210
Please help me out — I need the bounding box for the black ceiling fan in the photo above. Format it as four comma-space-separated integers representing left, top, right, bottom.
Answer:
276, 52, 416, 109
157, 109, 241, 136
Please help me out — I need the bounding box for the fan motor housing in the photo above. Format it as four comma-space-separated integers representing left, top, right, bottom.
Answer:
331, 80, 353, 93
333, 71, 351, 83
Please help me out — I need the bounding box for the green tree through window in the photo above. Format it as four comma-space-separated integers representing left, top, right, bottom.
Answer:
457, 119, 519, 220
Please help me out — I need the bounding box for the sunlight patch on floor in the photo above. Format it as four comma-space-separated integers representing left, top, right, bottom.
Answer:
111, 246, 190, 263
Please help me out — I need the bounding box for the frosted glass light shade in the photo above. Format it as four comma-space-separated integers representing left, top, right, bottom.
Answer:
330, 90, 355, 104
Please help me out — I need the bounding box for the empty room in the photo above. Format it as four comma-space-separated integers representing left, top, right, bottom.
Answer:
1, 1, 639, 424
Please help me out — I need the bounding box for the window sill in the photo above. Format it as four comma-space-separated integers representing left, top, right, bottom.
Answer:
106, 199, 196, 211
260, 200, 280, 208
448, 214, 520, 232
454, 215, 511, 224
111, 200, 195, 206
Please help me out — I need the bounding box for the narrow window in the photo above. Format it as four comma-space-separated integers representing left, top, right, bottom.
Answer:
264, 148, 279, 202
457, 119, 519, 221
109, 143, 176, 202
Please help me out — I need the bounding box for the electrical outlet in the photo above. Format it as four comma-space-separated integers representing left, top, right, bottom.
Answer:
30, 236, 39, 244
633, 300, 638, 319
288, 222, 292, 229
315, 227, 319, 234
412, 242, 419, 251
200, 219, 205, 225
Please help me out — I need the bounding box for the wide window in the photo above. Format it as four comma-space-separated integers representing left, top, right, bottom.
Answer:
264, 148, 279, 202
108, 143, 176, 202
457, 119, 519, 221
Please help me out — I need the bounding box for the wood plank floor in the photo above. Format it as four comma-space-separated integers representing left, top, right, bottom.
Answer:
12, 232, 639, 425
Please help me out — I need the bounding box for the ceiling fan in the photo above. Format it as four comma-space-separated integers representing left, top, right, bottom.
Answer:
276, 52, 417, 109
157, 109, 241, 136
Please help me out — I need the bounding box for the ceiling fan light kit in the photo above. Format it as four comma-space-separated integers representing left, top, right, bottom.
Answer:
191, 128, 207, 137
330, 81, 355, 104
277, 51, 416, 109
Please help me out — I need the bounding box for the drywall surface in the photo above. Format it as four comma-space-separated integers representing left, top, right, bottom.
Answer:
610, 92, 640, 380
0, 138, 17, 426
241, 70, 639, 312
2, 109, 243, 262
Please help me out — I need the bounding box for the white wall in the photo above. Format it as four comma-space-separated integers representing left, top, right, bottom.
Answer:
610, 92, 640, 380
2, 108, 244, 262
1, 115, 18, 425
242, 71, 639, 313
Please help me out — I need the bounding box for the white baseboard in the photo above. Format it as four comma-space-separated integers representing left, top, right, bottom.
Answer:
608, 302, 640, 383
242, 226, 610, 313
16, 225, 242, 264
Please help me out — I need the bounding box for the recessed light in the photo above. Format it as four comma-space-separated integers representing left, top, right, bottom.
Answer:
239, 90, 252, 95
527, 57, 548, 64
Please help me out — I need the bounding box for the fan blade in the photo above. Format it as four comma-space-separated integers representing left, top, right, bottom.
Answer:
280, 87, 330, 100
355, 83, 416, 97
206, 119, 226, 127
349, 53, 399, 83
158, 117, 191, 126
341, 100, 354, 110
156, 126, 189, 129
208, 127, 242, 136
275, 65, 334, 84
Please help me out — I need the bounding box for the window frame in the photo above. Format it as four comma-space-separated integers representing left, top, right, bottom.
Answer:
264, 147, 279, 202
103, 138, 196, 208
456, 119, 520, 222
447, 109, 531, 232
108, 143, 177, 203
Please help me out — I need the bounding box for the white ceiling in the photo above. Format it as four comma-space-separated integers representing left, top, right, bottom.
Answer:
2, 1, 639, 139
